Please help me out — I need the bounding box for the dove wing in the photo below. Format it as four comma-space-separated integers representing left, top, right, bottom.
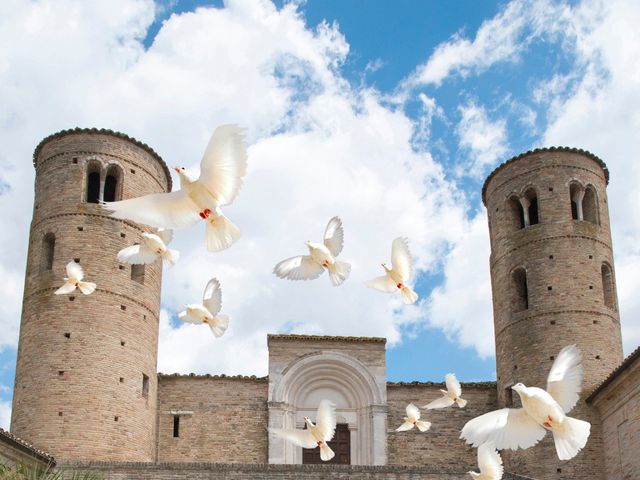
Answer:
315, 400, 337, 442
202, 278, 222, 315
197, 125, 248, 206
65, 261, 84, 282
117, 245, 158, 265
103, 190, 201, 229
274, 255, 324, 281
478, 443, 504, 479
323, 216, 344, 257
445, 373, 462, 398
178, 310, 201, 325
391, 237, 413, 282
423, 396, 455, 410
406, 403, 421, 421
270, 428, 318, 449
365, 275, 397, 292
156, 228, 173, 245
461, 408, 546, 450
547, 344, 583, 413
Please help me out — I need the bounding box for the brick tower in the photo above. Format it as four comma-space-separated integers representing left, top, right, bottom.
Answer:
11, 128, 172, 461
483, 147, 624, 479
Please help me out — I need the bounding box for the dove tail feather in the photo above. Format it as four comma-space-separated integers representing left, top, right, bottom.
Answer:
77, 282, 96, 295
209, 314, 230, 338
401, 285, 418, 304
327, 261, 351, 286
319, 442, 335, 461
552, 416, 591, 460
455, 397, 467, 408
415, 420, 431, 432
54, 282, 77, 295
206, 214, 241, 252
162, 248, 180, 266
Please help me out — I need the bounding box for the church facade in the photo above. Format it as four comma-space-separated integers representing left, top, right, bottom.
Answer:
1, 129, 638, 479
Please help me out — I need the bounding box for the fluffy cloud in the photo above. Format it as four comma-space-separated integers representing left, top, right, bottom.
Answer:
455, 101, 508, 178
406, 0, 569, 88
0, 0, 470, 378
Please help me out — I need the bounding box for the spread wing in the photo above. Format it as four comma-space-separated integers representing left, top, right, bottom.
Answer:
269, 428, 317, 449
103, 190, 201, 229
478, 442, 504, 479
117, 245, 157, 265
365, 275, 397, 292
391, 237, 413, 282
547, 344, 583, 413
461, 408, 546, 451
445, 373, 462, 398
406, 403, 421, 421
178, 310, 201, 325
197, 124, 248, 206
323, 216, 344, 257
202, 278, 222, 315
315, 400, 337, 442
423, 395, 455, 410
65, 261, 84, 282
273, 255, 324, 281
156, 228, 174, 245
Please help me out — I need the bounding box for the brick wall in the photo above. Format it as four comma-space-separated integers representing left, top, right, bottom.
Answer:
386, 382, 497, 469
589, 351, 640, 480
483, 149, 624, 479
157, 375, 269, 463
11, 130, 170, 461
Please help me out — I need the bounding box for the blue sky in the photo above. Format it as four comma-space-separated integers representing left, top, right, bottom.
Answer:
1, 0, 640, 429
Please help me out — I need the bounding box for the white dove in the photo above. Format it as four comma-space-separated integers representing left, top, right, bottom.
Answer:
103, 124, 247, 252
54, 261, 96, 295
117, 229, 179, 266
273, 216, 351, 286
460, 345, 590, 461
423, 373, 467, 409
396, 403, 431, 432
178, 278, 229, 337
365, 237, 418, 304
270, 400, 337, 461
468, 442, 504, 480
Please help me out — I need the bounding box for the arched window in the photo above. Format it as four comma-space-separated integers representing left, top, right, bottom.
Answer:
583, 186, 599, 224
569, 183, 582, 220
85, 162, 101, 204
523, 188, 539, 226
511, 268, 529, 312
601, 263, 616, 311
131, 264, 145, 284
103, 165, 122, 202
507, 196, 525, 231
41, 233, 55, 271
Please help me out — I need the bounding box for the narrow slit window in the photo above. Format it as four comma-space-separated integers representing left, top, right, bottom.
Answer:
131, 264, 145, 284
86, 164, 101, 204
173, 415, 180, 438
41, 233, 55, 271
601, 263, 617, 311
103, 165, 122, 202
583, 186, 599, 224
569, 183, 582, 220
524, 188, 539, 226
508, 196, 525, 231
142, 373, 149, 398
511, 268, 529, 312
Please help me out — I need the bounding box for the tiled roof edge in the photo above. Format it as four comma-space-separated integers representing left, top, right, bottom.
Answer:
158, 373, 268, 381
586, 345, 640, 403
267, 334, 386, 344
387, 380, 496, 388
0, 428, 55, 464
33, 127, 172, 190
482, 146, 609, 205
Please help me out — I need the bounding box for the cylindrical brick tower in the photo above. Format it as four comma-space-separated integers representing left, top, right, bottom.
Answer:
11, 128, 172, 461
483, 147, 624, 479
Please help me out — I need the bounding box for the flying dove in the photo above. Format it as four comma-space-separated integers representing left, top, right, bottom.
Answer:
468, 442, 504, 479
117, 229, 179, 266
423, 373, 467, 409
366, 237, 418, 304
54, 261, 96, 295
396, 403, 431, 432
178, 278, 229, 337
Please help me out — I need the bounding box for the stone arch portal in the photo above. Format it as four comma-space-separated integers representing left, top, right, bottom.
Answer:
268, 350, 386, 465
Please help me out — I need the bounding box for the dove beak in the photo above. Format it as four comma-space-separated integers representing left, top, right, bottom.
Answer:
174, 166, 181, 173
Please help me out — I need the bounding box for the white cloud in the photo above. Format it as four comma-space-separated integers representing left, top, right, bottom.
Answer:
426, 213, 494, 358
540, 0, 640, 354
406, 0, 570, 88
0, 399, 10, 430
455, 101, 508, 178
0, 0, 471, 377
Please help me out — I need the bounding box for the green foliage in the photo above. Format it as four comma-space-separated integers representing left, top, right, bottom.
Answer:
0, 461, 102, 480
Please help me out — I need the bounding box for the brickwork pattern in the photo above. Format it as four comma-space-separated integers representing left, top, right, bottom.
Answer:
58, 461, 534, 479
157, 375, 269, 463
483, 150, 624, 479
589, 352, 640, 480
386, 383, 497, 469
11, 131, 171, 461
